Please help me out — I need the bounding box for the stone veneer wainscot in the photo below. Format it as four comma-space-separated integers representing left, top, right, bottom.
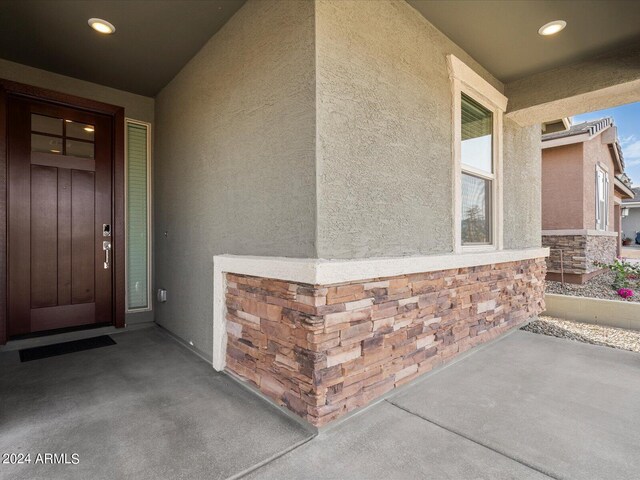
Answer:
542, 231, 617, 282
224, 258, 546, 426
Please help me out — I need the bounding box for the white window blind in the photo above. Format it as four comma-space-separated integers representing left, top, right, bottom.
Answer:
126, 120, 150, 310
596, 167, 608, 231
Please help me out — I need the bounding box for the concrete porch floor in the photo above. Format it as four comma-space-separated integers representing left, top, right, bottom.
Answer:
0, 327, 311, 480
2, 326, 639, 480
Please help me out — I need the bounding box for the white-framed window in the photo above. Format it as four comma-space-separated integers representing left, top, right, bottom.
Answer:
595, 165, 609, 231
461, 94, 494, 245
125, 119, 152, 312
447, 55, 507, 253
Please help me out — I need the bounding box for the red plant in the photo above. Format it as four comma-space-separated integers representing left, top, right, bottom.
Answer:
617, 288, 634, 299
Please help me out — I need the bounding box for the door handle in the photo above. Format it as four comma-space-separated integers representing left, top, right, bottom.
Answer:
103, 241, 111, 269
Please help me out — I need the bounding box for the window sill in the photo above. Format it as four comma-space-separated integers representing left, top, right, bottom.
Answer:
461, 245, 497, 253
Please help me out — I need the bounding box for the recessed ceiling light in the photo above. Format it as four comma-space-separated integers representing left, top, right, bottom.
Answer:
88, 18, 116, 35
84, 126, 95, 132
538, 20, 566, 36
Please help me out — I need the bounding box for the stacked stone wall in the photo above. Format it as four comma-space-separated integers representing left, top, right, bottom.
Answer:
542, 234, 617, 275
225, 258, 546, 426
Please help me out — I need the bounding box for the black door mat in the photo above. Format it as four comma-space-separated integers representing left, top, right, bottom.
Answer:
19, 335, 116, 362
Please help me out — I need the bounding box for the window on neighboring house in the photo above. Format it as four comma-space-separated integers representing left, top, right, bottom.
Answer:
596, 166, 609, 231
126, 120, 151, 311
460, 93, 494, 245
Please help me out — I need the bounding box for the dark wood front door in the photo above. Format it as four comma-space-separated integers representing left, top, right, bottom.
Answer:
7, 97, 114, 336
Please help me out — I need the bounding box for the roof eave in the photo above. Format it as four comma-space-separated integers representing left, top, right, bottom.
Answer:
541, 132, 591, 149
614, 177, 635, 199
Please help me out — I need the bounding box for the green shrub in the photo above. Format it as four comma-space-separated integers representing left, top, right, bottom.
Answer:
595, 258, 640, 290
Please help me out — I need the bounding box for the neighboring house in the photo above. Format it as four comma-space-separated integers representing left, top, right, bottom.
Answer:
541, 118, 635, 283
0, 0, 638, 428
622, 187, 640, 243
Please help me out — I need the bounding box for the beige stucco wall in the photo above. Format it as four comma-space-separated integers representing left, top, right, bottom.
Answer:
541, 143, 585, 230
314, 0, 540, 258
153, 0, 316, 358
0, 58, 154, 122
503, 118, 542, 248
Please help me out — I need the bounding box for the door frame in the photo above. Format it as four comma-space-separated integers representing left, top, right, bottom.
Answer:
0, 79, 126, 344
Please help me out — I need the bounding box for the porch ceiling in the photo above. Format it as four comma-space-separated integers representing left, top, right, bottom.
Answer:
408, 0, 640, 83
0, 0, 246, 97
1, 1, 638, 97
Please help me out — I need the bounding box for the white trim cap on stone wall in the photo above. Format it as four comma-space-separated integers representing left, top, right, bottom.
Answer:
212, 248, 549, 371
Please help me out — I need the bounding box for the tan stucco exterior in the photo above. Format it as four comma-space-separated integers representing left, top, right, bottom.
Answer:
542, 134, 617, 232
542, 126, 623, 282
541, 143, 585, 230
153, 0, 317, 358
314, 0, 541, 258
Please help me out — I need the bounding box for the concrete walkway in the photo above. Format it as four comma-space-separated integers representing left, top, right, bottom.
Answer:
2, 327, 639, 479
621, 246, 640, 261
247, 331, 640, 480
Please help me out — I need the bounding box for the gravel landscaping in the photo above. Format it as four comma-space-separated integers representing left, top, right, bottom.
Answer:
545, 270, 640, 303
522, 316, 640, 353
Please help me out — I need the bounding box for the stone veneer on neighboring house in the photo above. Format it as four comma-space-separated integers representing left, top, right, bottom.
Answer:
542, 232, 617, 283
224, 258, 546, 427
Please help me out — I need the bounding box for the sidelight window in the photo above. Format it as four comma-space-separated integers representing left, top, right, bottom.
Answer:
125, 119, 152, 311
